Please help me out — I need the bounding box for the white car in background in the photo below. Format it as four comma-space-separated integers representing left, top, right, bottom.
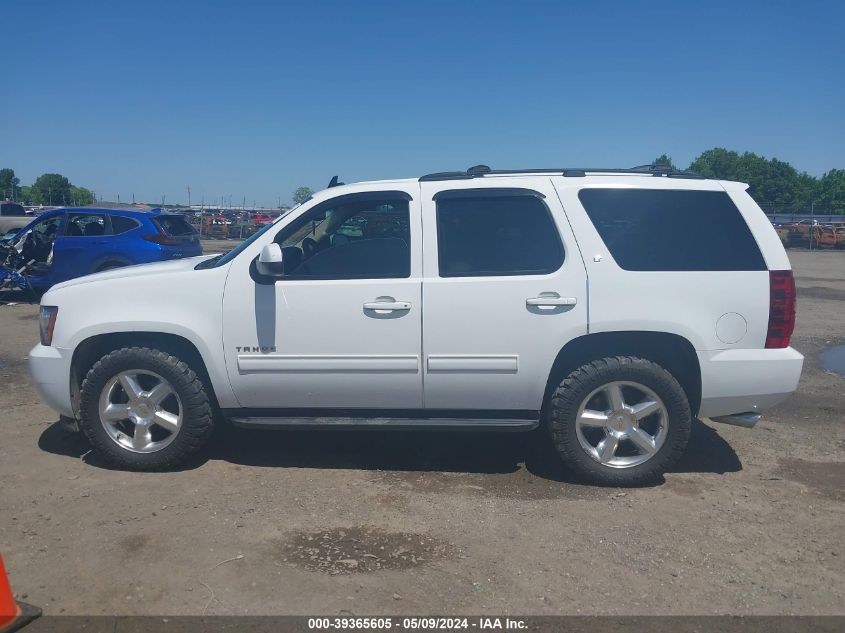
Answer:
29, 164, 803, 485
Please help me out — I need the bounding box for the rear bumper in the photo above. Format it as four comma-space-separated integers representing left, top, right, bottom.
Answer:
28, 344, 74, 418
697, 346, 804, 419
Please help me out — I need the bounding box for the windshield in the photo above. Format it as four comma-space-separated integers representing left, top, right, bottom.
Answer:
195, 212, 283, 269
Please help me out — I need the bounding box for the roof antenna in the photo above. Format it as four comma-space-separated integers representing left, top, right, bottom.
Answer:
328, 175, 344, 188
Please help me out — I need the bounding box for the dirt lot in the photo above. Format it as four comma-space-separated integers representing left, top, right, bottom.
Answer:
0, 250, 843, 616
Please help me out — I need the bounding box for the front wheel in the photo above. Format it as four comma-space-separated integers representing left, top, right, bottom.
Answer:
547, 356, 691, 486
78, 346, 214, 470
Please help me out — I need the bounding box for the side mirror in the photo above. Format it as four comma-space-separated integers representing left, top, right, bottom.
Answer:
256, 243, 284, 277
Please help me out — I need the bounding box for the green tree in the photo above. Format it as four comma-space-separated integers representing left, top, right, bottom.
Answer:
31, 173, 72, 206
292, 186, 314, 205
16, 186, 33, 204
652, 154, 676, 169
0, 168, 20, 200
816, 169, 845, 214
689, 148, 812, 212
70, 186, 95, 206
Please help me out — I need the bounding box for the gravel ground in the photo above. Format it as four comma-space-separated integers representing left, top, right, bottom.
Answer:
0, 250, 842, 616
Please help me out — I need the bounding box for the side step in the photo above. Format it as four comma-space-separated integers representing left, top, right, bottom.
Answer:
227, 416, 538, 432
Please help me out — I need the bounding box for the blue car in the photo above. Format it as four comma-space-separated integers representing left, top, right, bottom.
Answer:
7, 207, 202, 290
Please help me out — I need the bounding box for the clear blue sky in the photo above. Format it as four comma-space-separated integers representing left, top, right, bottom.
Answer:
4, 0, 844, 207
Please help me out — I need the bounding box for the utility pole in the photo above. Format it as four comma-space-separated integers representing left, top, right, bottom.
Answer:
810, 200, 815, 251
132, 192, 135, 204
187, 185, 191, 208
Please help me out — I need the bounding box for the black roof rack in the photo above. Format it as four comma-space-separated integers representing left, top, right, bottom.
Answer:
419, 164, 705, 181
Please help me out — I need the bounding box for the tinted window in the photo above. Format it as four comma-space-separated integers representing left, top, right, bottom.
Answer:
0, 203, 26, 216
578, 189, 766, 272
65, 214, 106, 237
110, 216, 140, 235
155, 215, 196, 236
274, 194, 410, 279
436, 192, 564, 277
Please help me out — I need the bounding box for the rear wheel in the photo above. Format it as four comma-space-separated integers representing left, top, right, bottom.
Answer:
547, 356, 691, 486
79, 346, 213, 470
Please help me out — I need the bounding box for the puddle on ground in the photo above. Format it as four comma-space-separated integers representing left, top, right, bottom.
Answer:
820, 345, 845, 376
777, 458, 845, 501
278, 527, 455, 574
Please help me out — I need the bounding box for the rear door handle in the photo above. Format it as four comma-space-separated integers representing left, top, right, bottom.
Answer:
363, 300, 411, 312
526, 294, 577, 307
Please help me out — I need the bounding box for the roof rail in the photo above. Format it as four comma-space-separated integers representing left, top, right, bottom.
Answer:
419, 164, 706, 181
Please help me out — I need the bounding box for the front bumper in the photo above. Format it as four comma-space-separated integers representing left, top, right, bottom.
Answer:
698, 346, 804, 419
28, 344, 74, 418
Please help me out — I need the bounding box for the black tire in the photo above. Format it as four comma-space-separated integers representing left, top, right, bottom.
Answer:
547, 356, 691, 486
78, 346, 213, 470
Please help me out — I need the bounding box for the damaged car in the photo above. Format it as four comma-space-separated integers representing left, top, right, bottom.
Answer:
4, 207, 202, 291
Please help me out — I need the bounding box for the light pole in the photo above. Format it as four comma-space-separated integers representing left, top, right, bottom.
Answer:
187, 185, 191, 208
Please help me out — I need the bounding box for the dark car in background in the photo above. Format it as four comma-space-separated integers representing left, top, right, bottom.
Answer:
6, 207, 202, 290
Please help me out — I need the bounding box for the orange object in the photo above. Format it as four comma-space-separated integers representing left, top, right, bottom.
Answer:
0, 555, 40, 633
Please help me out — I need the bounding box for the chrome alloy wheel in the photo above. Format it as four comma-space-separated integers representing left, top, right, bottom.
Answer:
98, 370, 183, 453
575, 381, 668, 468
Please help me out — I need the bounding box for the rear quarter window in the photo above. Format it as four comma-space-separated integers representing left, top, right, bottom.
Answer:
578, 188, 766, 272
110, 216, 140, 235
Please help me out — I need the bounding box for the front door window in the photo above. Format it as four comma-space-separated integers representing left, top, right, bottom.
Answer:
275, 196, 411, 279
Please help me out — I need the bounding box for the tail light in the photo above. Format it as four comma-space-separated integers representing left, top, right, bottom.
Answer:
142, 234, 181, 246
143, 219, 181, 246
766, 270, 796, 348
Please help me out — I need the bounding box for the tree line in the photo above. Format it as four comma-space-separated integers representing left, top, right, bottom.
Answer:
5, 149, 844, 214
0, 168, 95, 207
654, 149, 844, 214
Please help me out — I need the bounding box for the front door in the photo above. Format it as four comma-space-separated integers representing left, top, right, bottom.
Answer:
420, 177, 589, 413
222, 187, 423, 409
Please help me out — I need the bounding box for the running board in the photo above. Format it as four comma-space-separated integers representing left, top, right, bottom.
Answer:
227, 416, 538, 432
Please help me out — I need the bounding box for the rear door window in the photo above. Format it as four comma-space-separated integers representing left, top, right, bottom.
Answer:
65, 213, 107, 237
435, 190, 564, 277
578, 188, 766, 271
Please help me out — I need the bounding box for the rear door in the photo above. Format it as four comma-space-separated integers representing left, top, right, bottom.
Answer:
420, 177, 589, 412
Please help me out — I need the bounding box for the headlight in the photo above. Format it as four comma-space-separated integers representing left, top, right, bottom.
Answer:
39, 306, 59, 346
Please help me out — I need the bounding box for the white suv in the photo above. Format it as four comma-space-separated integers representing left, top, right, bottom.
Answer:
29, 165, 804, 485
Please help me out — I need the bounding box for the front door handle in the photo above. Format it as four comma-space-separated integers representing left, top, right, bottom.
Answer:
526, 293, 577, 308
363, 300, 412, 312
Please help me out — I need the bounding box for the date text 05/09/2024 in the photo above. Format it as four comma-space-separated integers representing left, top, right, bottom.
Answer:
307, 617, 528, 630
